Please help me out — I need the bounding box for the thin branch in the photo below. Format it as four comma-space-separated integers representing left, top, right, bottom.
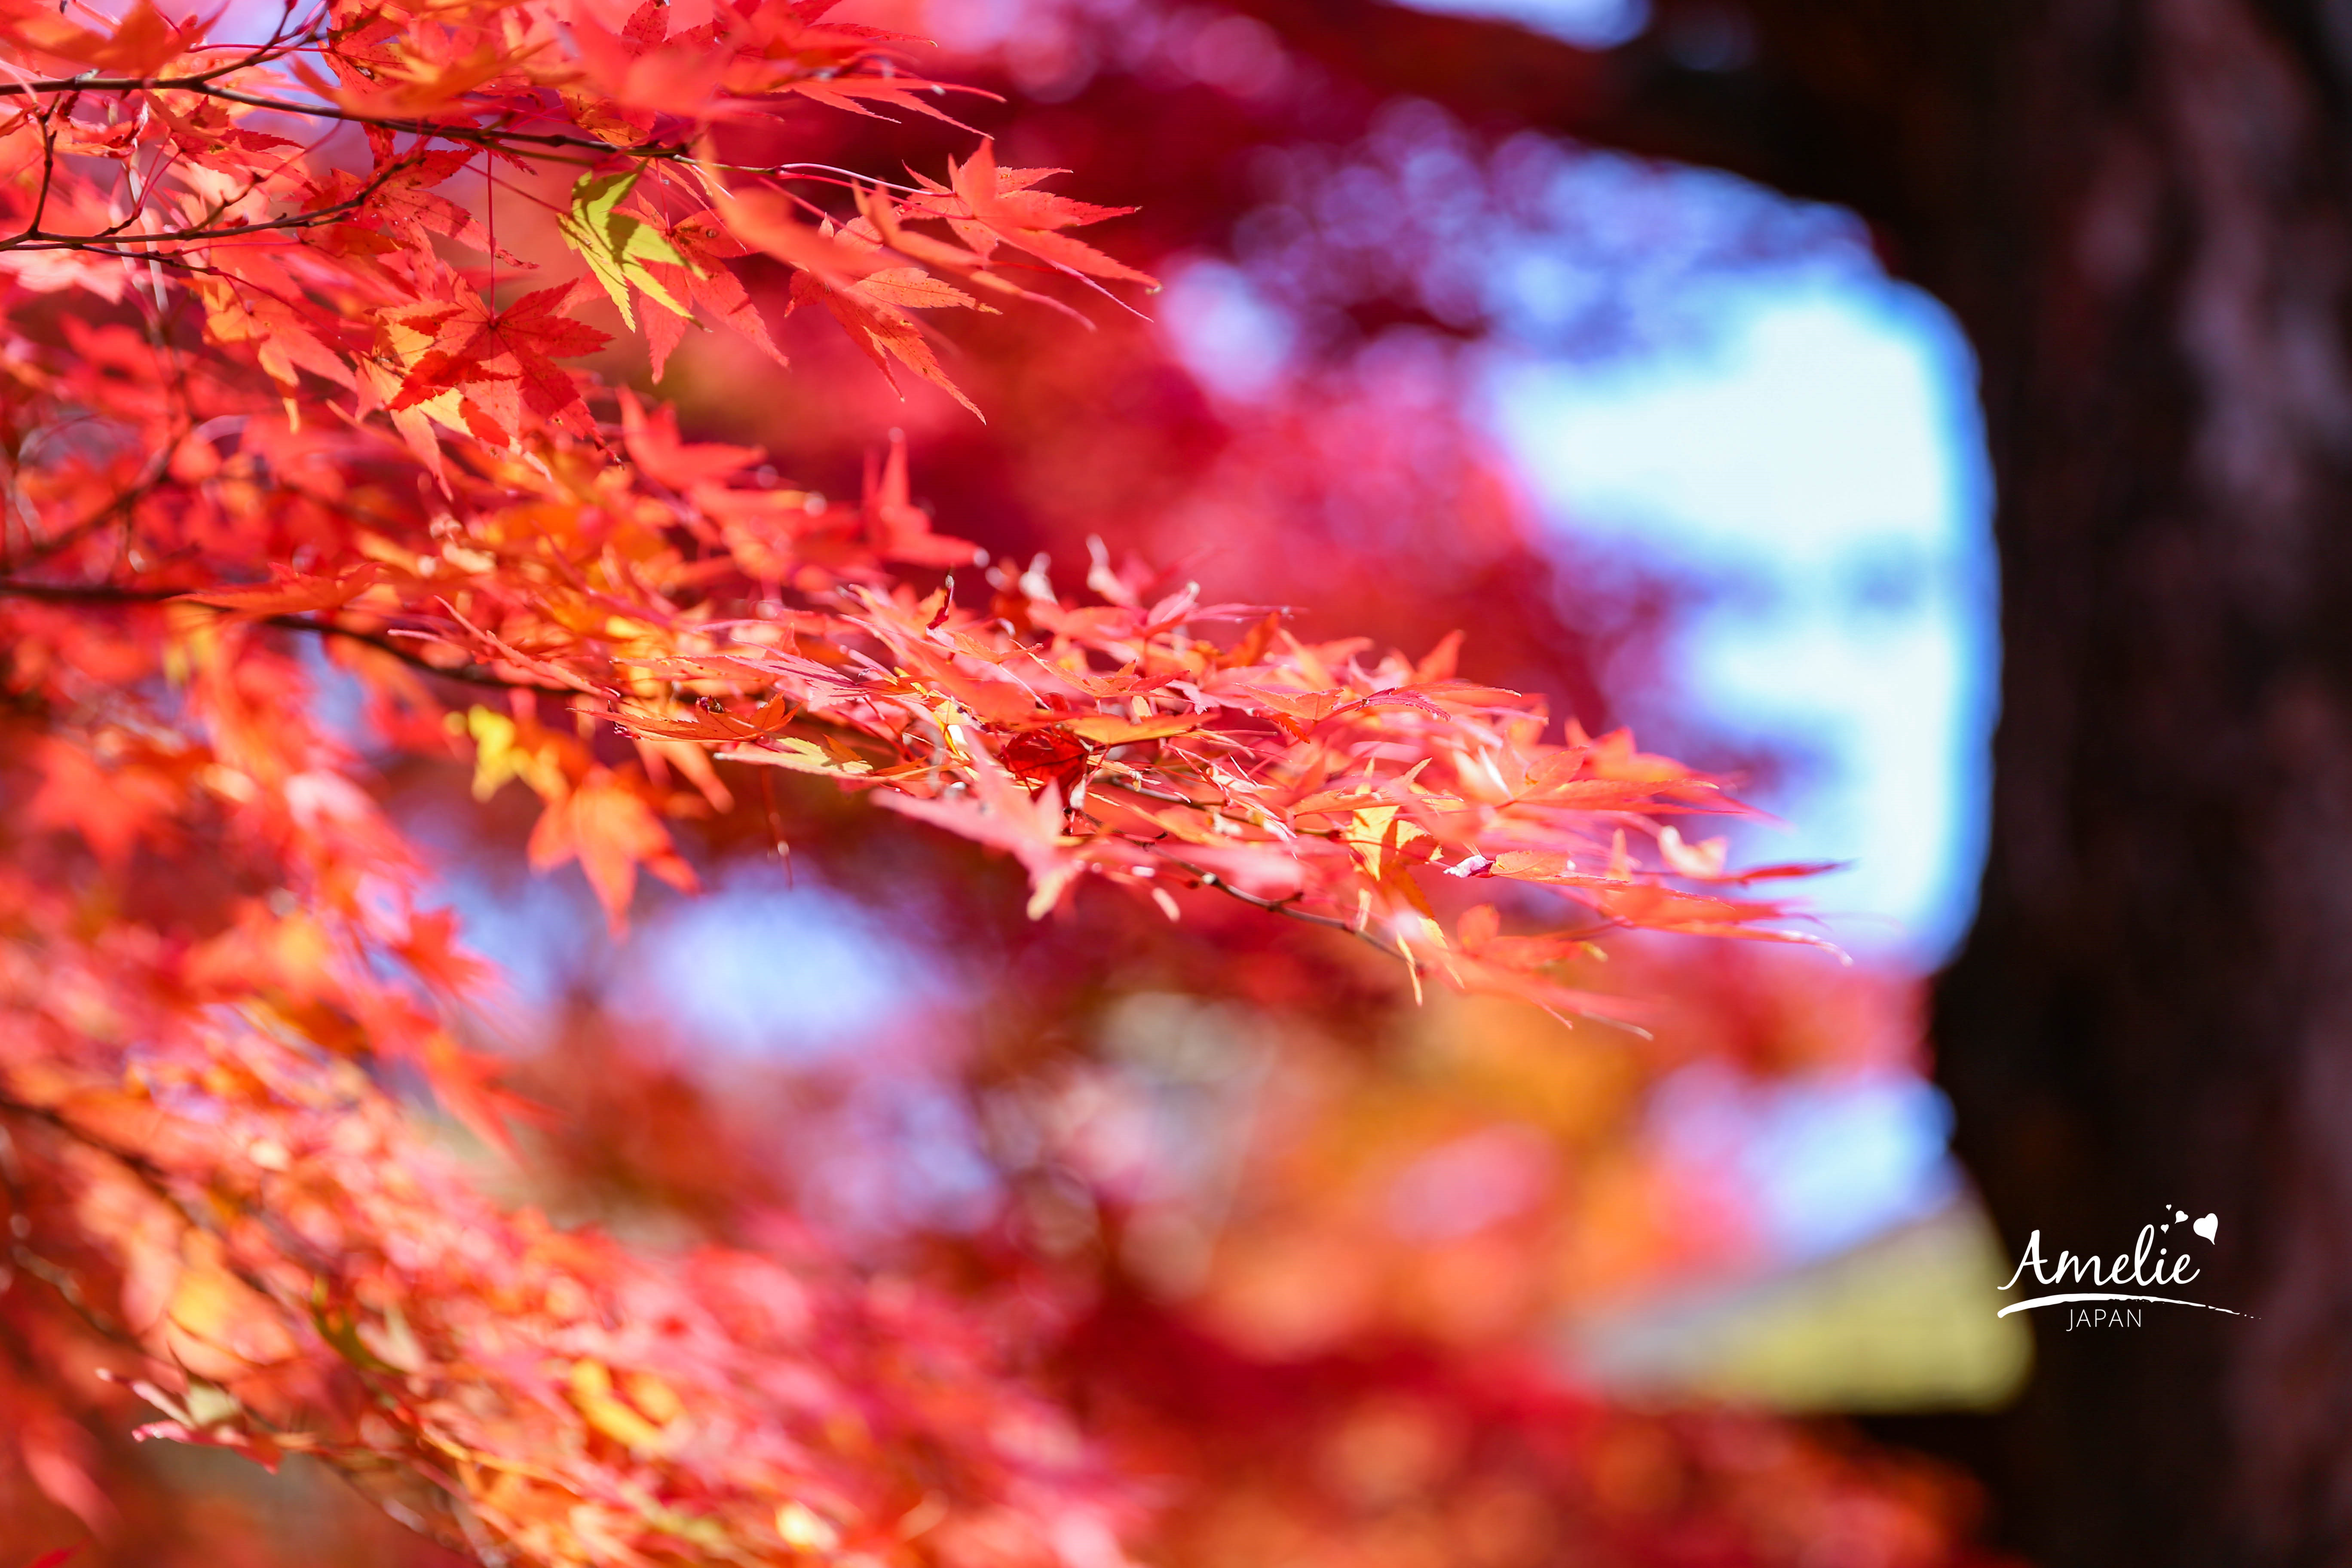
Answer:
0, 71, 691, 160
0, 144, 431, 251
24, 98, 55, 238
1149, 848, 1422, 972
0, 578, 576, 692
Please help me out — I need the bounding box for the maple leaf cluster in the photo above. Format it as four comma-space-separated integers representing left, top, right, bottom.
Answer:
0, 0, 1829, 1001
0, 854, 1124, 1562
0, 0, 1874, 1563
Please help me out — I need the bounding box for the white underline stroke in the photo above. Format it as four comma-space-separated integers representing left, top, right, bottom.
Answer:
1997, 1292, 2248, 1319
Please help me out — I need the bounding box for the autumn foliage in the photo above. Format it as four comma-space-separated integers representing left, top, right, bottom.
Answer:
0, 1, 1998, 1565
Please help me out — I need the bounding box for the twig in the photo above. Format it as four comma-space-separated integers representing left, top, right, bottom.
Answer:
0, 578, 576, 692
1149, 848, 1421, 973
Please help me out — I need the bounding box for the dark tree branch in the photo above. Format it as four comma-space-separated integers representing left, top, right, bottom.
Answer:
0, 578, 574, 692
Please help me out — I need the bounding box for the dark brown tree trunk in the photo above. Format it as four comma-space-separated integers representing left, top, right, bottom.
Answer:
1642, 2, 2352, 1559
1923, 5, 2352, 1562
1244, 0, 2352, 1559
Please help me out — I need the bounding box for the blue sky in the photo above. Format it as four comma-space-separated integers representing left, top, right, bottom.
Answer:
1482, 273, 1993, 1271
1398, 0, 1649, 46
1487, 275, 1998, 965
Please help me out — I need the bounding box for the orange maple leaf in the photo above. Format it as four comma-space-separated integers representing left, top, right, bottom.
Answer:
527, 769, 698, 933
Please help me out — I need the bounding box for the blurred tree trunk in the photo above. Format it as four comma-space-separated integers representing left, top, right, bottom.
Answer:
1250, 0, 2352, 1559
1622, 2, 2352, 1559
1710, 4, 2352, 1561
1910, 5, 2352, 1562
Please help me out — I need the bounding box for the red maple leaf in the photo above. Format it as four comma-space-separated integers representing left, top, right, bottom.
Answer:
391, 283, 610, 442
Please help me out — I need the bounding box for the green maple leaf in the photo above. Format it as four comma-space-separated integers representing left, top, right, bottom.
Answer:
558, 168, 692, 329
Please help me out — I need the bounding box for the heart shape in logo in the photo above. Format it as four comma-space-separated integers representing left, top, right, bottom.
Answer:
2194, 1213, 2220, 1243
